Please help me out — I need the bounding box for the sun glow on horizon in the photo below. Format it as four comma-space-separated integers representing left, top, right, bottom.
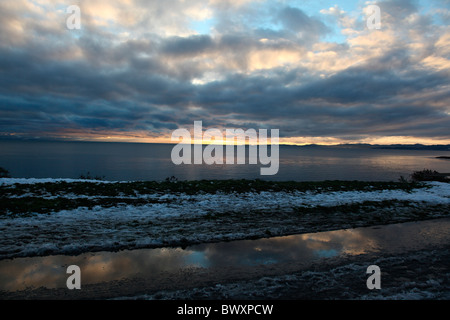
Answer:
6, 131, 450, 146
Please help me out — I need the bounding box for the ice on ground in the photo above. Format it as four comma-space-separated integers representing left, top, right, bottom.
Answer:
0, 181, 449, 259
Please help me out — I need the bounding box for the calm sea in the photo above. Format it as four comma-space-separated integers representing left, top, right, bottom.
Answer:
0, 140, 449, 181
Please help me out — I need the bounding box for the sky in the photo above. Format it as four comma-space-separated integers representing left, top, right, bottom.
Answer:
0, 0, 449, 145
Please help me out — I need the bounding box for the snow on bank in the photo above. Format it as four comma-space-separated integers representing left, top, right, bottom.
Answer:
0, 181, 449, 260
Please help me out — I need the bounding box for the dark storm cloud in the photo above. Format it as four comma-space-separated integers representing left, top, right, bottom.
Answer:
379, 0, 418, 19
277, 6, 329, 41
293, 65, 449, 104
161, 35, 214, 56
187, 42, 450, 138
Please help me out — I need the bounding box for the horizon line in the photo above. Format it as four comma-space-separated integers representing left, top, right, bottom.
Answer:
1, 137, 450, 147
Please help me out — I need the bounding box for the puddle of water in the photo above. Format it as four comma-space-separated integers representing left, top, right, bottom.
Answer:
1, 218, 450, 292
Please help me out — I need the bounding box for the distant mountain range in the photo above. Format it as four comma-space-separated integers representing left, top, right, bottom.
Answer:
1, 136, 450, 151
370, 144, 450, 151
295, 143, 450, 151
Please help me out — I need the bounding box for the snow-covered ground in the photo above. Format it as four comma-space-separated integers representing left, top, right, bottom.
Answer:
0, 179, 449, 260
1, 179, 449, 300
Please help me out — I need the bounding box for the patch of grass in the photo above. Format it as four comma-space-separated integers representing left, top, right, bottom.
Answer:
0, 179, 428, 216
0, 179, 425, 198
0, 167, 11, 178
0, 196, 171, 216
411, 169, 449, 182
78, 172, 106, 180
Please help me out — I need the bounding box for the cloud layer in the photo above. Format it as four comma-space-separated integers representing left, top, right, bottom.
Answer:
0, 0, 449, 144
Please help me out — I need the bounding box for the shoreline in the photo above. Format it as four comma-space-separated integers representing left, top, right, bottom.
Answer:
1, 179, 449, 300
0, 179, 449, 260
1, 219, 450, 300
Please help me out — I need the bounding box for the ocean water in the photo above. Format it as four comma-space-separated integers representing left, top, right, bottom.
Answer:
0, 140, 449, 181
